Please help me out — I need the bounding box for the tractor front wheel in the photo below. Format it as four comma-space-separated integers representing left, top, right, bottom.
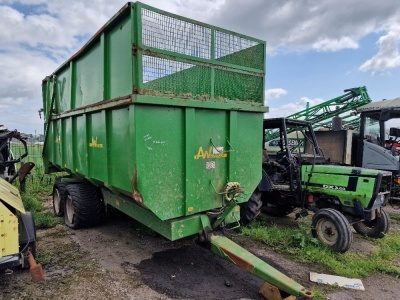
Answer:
353, 208, 391, 238
311, 208, 353, 252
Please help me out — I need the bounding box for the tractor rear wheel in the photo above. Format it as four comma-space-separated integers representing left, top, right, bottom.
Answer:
353, 208, 391, 238
240, 188, 263, 225
53, 181, 67, 217
311, 208, 353, 252
64, 183, 104, 229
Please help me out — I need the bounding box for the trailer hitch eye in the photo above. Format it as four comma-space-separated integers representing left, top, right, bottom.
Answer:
223, 182, 243, 201
210, 181, 243, 201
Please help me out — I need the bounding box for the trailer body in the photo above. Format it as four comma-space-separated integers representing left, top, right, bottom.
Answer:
42, 2, 266, 228
41, 3, 317, 298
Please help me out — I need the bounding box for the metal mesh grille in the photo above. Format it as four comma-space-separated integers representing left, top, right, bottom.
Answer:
142, 8, 211, 59
143, 55, 211, 97
215, 31, 263, 70
215, 69, 263, 102
140, 6, 265, 102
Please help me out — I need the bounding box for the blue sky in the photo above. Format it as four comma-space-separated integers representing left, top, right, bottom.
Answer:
1, 0, 400, 134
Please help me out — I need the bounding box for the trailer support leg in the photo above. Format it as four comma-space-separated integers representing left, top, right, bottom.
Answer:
206, 233, 314, 299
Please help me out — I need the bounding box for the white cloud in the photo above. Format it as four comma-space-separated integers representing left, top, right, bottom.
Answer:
312, 37, 359, 52
299, 97, 324, 107
265, 88, 288, 100
0, 50, 58, 133
207, 0, 400, 52
1, 0, 400, 133
359, 25, 400, 73
266, 97, 324, 118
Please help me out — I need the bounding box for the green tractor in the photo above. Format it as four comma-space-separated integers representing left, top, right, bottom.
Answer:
241, 118, 392, 252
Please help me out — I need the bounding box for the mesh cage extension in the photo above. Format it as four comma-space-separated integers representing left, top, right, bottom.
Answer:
141, 7, 265, 103
142, 9, 212, 59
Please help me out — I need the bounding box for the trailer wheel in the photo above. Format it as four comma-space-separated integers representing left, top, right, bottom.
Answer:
353, 208, 391, 238
53, 181, 67, 217
311, 208, 353, 252
64, 183, 104, 229
240, 188, 263, 225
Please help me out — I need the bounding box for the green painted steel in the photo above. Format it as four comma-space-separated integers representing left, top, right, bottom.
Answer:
302, 165, 384, 208
267, 86, 372, 139
42, 2, 266, 224
101, 188, 240, 240
209, 235, 314, 299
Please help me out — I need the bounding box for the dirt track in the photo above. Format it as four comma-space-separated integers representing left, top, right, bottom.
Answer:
1, 206, 400, 300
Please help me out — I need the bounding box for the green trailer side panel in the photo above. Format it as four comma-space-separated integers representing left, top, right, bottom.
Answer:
61, 118, 67, 168
185, 109, 228, 215
107, 107, 132, 191
134, 105, 185, 218
53, 120, 62, 167
233, 112, 263, 202
106, 14, 133, 100
63, 118, 73, 171
88, 111, 108, 182
131, 105, 262, 220
56, 67, 71, 113
75, 115, 88, 176
74, 44, 103, 109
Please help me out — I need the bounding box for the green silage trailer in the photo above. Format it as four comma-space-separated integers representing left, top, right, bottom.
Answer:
42, 2, 313, 298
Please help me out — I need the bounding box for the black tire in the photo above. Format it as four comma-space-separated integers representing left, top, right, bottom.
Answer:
64, 183, 104, 229
311, 208, 353, 252
353, 208, 391, 238
263, 204, 294, 217
240, 188, 263, 225
53, 181, 67, 217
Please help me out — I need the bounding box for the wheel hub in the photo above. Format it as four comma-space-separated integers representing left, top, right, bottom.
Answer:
316, 219, 338, 245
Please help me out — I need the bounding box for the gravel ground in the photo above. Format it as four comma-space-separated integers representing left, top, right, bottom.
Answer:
1, 205, 399, 300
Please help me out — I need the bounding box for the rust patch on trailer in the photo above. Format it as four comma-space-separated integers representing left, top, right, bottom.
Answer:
131, 166, 144, 206
220, 248, 254, 273
67, 95, 132, 114
51, 95, 133, 120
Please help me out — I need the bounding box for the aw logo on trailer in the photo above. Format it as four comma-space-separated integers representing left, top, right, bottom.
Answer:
194, 146, 228, 160
89, 137, 103, 148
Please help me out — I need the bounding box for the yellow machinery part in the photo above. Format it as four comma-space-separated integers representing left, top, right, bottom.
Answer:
0, 177, 25, 213
0, 201, 19, 257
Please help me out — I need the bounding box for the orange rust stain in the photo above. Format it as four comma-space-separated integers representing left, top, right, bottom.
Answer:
221, 248, 254, 273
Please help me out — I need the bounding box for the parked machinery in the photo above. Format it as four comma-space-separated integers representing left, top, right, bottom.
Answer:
313, 97, 400, 202
0, 126, 36, 270
241, 118, 392, 252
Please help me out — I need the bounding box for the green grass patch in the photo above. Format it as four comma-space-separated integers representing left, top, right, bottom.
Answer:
19, 179, 63, 228
388, 213, 400, 221
241, 216, 400, 279
312, 289, 326, 300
